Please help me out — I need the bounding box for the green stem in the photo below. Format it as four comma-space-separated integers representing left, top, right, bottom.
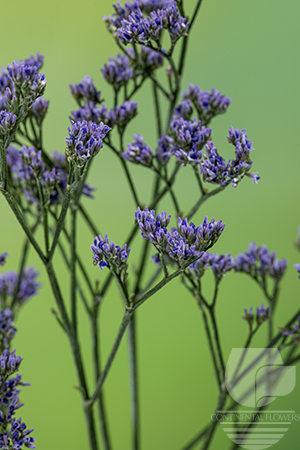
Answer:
92, 305, 112, 450
71, 208, 78, 336
11, 216, 40, 308
196, 299, 222, 391
87, 309, 134, 407
128, 314, 139, 450
187, 187, 225, 219
152, 80, 162, 137
200, 392, 227, 450
207, 307, 225, 383
1, 188, 47, 264
48, 177, 79, 261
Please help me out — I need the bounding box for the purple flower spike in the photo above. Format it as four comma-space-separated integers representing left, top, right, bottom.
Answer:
0, 267, 40, 306
70, 76, 101, 105
101, 54, 133, 89
0, 309, 17, 348
242, 307, 254, 325
281, 317, 300, 342
256, 303, 270, 324
117, 1, 188, 47
65, 120, 111, 163
179, 84, 231, 124
30, 96, 49, 125
7, 60, 46, 101
171, 117, 212, 167
0, 110, 17, 137
0, 253, 8, 266
135, 208, 225, 267
122, 134, 153, 166
0, 349, 35, 448
91, 234, 130, 280
294, 263, 300, 279
200, 128, 259, 188
155, 135, 174, 166
234, 242, 287, 282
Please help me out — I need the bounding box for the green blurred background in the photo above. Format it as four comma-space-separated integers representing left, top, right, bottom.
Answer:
1, 0, 300, 448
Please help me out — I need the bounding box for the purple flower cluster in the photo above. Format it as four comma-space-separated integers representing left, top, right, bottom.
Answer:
71, 101, 137, 132
7, 146, 95, 205
91, 235, 130, 280
171, 117, 212, 166
200, 128, 259, 187
101, 54, 134, 88
0, 254, 8, 267
117, 1, 189, 46
7, 60, 46, 103
24, 52, 44, 71
155, 134, 173, 166
243, 303, 270, 326
70, 76, 101, 105
122, 134, 153, 165
176, 84, 231, 124
0, 110, 17, 137
135, 207, 225, 266
0, 350, 35, 449
0, 267, 40, 307
281, 317, 300, 343
234, 242, 287, 281
139, 46, 164, 72
30, 97, 49, 125
65, 120, 111, 163
104, 0, 173, 30
189, 252, 232, 282
0, 309, 17, 349
294, 264, 300, 279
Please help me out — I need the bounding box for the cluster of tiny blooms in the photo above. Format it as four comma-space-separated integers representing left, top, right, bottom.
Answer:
243, 304, 270, 326
0, 254, 8, 267
170, 117, 212, 166
294, 263, 300, 279
122, 133, 153, 166
155, 134, 173, 165
104, 0, 174, 30
200, 128, 259, 187
189, 252, 232, 282
116, 1, 189, 46
135, 207, 225, 266
0, 267, 40, 306
70, 76, 101, 105
90, 235, 130, 280
29, 97, 49, 126
7, 57, 46, 104
101, 54, 133, 89
0, 350, 35, 449
0, 309, 17, 350
71, 100, 137, 132
6, 146, 95, 205
233, 242, 287, 281
65, 120, 111, 164
175, 84, 231, 124
0, 54, 47, 140
281, 317, 300, 343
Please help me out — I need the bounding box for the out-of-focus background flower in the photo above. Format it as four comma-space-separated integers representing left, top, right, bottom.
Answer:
1, 0, 300, 448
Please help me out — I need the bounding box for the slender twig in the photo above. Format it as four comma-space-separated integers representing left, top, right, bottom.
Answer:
1, 188, 47, 264
196, 298, 222, 391
128, 314, 139, 450
71, 208, 78, 335
187, 187, 225, 219
152, 80, 162, 137
92, 304, 112, 450
11, 216, 41, 308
